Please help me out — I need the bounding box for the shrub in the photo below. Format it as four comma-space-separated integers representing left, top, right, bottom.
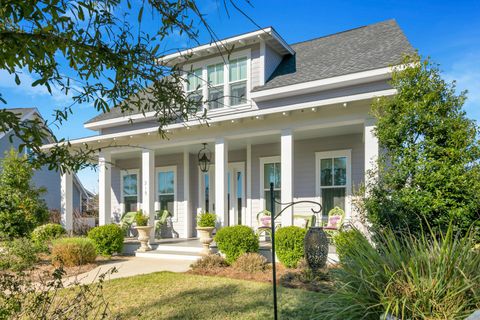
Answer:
197, 212, 216, 228
87, 224, 124, 256
214, 225, 259, 264
0, 149, 49, 240
135, 211, 149, 226
190, 254, 228, 270
332, 229, 358, 262
275, 226, 306, 268
0, 238, 40, 271
232, 253, 268, 273
51, 237, 97, 267
31, 223, 67, 248
315, 224, 480, 320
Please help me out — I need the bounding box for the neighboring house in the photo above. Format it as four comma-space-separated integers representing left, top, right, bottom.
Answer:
52, 20, 414, 237
1, 108, 93, 213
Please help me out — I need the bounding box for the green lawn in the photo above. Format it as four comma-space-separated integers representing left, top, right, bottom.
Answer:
101, 272, 325, 319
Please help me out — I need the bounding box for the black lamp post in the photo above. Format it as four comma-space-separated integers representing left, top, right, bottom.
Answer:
198, 143, 211, 173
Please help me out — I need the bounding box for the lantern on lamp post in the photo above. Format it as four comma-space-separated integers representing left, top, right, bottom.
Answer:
198, 143, 211, 173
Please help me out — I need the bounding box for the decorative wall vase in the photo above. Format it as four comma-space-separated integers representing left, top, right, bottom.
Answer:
304, 226, 329, 272
196, 226, 215, 255
135, 226, 153, 252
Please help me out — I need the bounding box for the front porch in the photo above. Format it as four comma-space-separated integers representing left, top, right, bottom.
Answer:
59, 101, 379, 239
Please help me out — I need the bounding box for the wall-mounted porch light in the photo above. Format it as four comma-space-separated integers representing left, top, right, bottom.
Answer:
198, 143, 211, 173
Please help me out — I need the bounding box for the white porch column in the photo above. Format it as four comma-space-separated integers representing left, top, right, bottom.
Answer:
60, 171, 73, 232
142, 149, 155, 242
215, 137, 228, 227
246, 142, 252, 227
364, 118, 379, 190
98, 151, 111, 226
281, 129, 294, 226
183, 149, 192, 238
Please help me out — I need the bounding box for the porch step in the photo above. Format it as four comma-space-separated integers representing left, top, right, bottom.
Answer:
135, 250, 202, 261
154, 244, 204, 254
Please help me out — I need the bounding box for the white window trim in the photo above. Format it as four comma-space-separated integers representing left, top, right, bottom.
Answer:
182, 48, 252, 114
120, 169, 140, 214
197, 164, 215, 214
315, 149, 352, 219
259, 156, 281, 211
155, 165, 178, 222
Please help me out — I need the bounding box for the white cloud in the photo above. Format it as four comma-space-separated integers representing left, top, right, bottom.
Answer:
0, 69, 77, 104
443, 54, 480, 120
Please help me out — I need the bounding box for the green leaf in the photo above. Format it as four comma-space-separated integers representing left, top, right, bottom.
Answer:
14, 74, 20, 85
138, 6, 144, 23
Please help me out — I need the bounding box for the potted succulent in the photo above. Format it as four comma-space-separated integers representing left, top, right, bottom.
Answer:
196, 212, 216, 255
134, 210, 152, 252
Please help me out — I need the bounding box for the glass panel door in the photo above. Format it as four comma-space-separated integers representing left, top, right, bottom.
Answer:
228, 163, 245, 226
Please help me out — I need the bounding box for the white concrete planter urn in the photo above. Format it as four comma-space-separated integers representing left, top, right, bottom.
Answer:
196, 226, 215, 255
135, 226, 153, 252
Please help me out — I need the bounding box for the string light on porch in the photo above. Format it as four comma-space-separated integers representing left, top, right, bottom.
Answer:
198, 143, 212, 173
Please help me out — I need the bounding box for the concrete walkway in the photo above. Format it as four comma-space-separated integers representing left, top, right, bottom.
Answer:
65, 257, 192, 285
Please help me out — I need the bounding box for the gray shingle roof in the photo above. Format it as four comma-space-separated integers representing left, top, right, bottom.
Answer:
253, 19, 414, 92
85, 19, 414, 125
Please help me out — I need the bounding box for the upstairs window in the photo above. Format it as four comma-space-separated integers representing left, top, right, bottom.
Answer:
229, 57, 247, 106
186, 68, 203, 110
207, 63, 224, 109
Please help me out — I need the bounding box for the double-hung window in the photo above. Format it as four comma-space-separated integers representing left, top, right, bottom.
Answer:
121, 170, 139, 213
316, 150, 351, 219
207, 63, 224, 109
186, 68, 203, 110
229, 57, 247, 106
261, 158, 281, 214
157, 167, 176, 216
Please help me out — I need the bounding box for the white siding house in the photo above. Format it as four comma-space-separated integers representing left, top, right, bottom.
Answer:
52, 20, 413, 239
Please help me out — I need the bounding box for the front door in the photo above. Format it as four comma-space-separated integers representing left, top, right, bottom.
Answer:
198, 162, 245, 226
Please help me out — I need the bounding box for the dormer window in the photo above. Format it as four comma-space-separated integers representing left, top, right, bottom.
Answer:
207, 63, 224, 109
183, 49, 250, 112
229, 57, 247, 106
186, 68, 203, 109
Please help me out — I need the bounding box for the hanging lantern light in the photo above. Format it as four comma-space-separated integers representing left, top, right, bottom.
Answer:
198, 143, 211, 173
304, 226, 329, 273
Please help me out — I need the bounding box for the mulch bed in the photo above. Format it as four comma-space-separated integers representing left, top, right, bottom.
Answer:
188, 263, 336, 293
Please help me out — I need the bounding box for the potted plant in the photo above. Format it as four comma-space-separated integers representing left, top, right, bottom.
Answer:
196, 212, 216, 255
134, 210, 152, 252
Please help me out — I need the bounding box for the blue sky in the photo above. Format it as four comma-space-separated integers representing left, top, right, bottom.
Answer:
1, 0, 479, 192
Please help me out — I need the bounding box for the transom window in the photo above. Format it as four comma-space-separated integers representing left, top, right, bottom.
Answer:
316, 150, 351, 219
121, 170, 139, 213
207, 63, 224, 109
229, 57, 247, 106
261, 158, 281, 214
156, 167, 176, 216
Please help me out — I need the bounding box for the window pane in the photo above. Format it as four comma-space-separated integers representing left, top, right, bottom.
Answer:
204, 173, 209, 211
123, 174, 137, 196
230, 81, 247, 106
124, 196, 137, 212
159, 195, 174, 214
187, 68, 202, 91
320, 159, 332, 186
321, 187, 345, 217
188, 90, 203, 110
208, 86, 224, 109
274, 163, 281, 189
207, 63, 223, 86
236, 171, 243, 225
158, 171, 174, 194
229, 57, 247, 82
264, 163, 274, 189
265, 190, 281, 214
334, 157, 347, 186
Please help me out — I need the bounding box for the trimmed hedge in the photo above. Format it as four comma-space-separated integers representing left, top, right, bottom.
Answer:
31, 223, 66, 248
87, 224, 124, 256
214, 225, 259, 264
51, 237, 97, 267
275, 226, 306, 268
